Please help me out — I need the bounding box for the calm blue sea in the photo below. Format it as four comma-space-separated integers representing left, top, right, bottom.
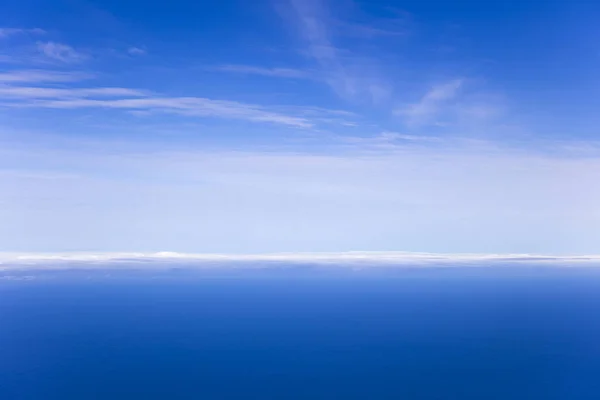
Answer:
2, 267, 600, 399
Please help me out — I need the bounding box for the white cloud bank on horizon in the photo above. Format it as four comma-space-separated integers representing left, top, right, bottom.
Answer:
2, 251, 600, 271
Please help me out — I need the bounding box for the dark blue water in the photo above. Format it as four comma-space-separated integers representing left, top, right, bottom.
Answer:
2, 267, 600, 399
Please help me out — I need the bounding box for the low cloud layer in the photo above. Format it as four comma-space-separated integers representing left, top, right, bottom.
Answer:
2, 251, 600, 272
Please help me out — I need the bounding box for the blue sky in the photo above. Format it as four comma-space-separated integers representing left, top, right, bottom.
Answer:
1, 0, 600, 254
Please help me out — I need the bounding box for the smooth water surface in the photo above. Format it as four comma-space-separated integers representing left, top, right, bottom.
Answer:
1, 267, 600, 399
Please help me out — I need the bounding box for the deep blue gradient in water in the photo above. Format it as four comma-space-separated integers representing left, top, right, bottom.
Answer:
2, 267, 600, 399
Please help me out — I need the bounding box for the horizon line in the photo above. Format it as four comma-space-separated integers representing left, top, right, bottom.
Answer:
3, 251, 600, 270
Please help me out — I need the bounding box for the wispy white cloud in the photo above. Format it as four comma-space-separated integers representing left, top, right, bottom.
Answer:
215, 64, 310, 79
396, 79, 507, 129
0, 73, 313, 127
395, 79, 464, 125
397, 79, 463, 126
277, 105, 359, 127
37, 41, 87, 63
335, 131, 447, 152
29, 97, 313, 127
342, 131, 442, 148
287, 0, 352, 94
0, 86, 147, 98
377, 131, 440, 142
283, 0, 503, 125
283, 0, 391, 104
283, 106, 357, 118
127, 46, 146, 56
0, 69, 92, 83
0, 28, 46, 38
